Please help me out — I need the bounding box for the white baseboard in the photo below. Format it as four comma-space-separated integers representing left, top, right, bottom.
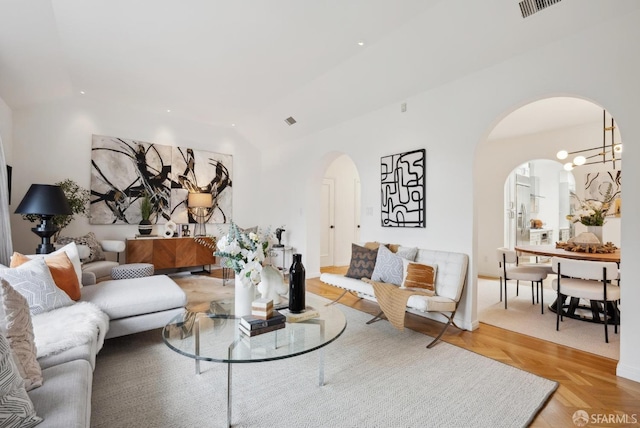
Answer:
616, 362, 640, 383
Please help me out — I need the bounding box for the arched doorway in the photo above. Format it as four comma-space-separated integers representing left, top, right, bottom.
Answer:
474, 96, 622, 359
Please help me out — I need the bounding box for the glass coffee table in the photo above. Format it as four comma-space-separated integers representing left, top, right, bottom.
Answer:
162, 293, 347, 427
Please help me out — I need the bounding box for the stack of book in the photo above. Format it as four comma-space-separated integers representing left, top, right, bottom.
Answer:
239, 310, 286, 337
251, 298, 273, 320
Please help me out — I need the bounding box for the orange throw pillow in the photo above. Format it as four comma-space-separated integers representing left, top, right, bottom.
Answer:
10, 252, 81, 301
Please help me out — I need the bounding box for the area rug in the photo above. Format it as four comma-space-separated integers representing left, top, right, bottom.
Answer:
91, 297, 557, 428
478, 277, 619, 360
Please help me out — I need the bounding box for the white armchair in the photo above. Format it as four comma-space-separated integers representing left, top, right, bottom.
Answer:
80, 240, 126, 285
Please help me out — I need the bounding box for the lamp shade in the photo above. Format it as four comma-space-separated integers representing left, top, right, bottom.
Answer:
15, 184, 72, 216
188, 192, 212, 208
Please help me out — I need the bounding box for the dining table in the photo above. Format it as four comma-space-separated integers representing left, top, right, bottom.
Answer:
514, 244, 621, 325
514, 244, 620, 263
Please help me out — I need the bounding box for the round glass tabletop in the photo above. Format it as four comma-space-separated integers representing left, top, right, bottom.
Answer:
162, 293, 347, 364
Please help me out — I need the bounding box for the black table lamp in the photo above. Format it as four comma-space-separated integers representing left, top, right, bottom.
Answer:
15, 184, 72, 254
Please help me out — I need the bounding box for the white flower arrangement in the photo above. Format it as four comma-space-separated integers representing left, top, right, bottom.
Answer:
567, 191, 613, 227
215, 222, 274, 287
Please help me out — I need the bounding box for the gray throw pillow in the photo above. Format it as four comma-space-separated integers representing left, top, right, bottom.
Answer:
0, 333, 43, 427
345, 244, 378, 279
371, 245, 418, 285
0, 258, 74, 316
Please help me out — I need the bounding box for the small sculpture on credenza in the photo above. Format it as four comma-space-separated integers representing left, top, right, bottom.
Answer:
274, 227, 285, 248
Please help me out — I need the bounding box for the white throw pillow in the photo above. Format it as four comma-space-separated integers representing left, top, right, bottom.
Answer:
0, 333, 43, 427
0, 279, 42, 391
0, 258, 74, 315
20, 242, 84, 288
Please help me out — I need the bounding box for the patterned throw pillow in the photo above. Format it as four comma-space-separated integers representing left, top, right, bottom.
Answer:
345, 244, 378, 279
11, 251, 81, 300
371, 245, 418, 285
0, 279, 42, 391
400, 258, 437, 294
0, 258, 74, 316
56, 232, 105, 263
0, 333, 43, 427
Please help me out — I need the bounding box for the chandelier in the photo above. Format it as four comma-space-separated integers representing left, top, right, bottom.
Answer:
556, 110, 622, 171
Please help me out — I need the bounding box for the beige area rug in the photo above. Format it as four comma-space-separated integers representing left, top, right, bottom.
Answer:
92, 296, 557, 428
478, 277, 620, 360
169, 272, 235, 313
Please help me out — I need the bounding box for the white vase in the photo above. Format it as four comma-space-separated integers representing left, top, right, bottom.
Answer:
234, 274, 255, 317
587, 225, 603, 243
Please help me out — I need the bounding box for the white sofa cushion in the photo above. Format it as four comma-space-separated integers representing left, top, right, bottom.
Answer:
80, 275, 186, 320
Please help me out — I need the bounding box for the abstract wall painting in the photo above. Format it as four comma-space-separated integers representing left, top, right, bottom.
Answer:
90, 135, 233, 225
585, 170, 621, 217
170, 147, 233, 225
380, 149, 425, 228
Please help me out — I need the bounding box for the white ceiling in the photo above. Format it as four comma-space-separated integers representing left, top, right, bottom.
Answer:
1, 0, 638, 146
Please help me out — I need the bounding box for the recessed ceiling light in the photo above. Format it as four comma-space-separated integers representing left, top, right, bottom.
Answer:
80, 91, 85, 95
357, 41, 365, 46
231, 123, 235, 127
167, 109, 171, 113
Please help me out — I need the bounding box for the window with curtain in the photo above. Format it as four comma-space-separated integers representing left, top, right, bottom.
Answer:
0, 137, 13, 266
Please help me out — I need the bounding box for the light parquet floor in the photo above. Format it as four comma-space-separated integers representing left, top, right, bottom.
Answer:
310, 266, 640, 427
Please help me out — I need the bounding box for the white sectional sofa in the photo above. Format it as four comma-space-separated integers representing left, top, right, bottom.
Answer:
30, 274, 186, 427
1, 243, 187, 428
321, 245, 469, 347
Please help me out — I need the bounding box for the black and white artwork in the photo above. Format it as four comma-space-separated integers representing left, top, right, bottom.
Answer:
90, 135, 233, 225
381, 149, 425, 228
170, 147, 233, 224
585, 170, 621, 217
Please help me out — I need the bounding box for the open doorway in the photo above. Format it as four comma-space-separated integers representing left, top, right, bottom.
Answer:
320, 154, 361, 268
475, 96, 623, 360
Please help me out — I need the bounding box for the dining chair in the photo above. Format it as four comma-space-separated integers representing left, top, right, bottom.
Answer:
497, 247, 548, 313
551, 257, 620, 343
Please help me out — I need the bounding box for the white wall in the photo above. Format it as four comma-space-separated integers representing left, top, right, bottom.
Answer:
260, 9, 640, 382
10, 96, 262, 256
324, 154, 360, 266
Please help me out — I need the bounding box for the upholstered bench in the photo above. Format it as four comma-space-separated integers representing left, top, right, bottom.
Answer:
111, 263, 154, 280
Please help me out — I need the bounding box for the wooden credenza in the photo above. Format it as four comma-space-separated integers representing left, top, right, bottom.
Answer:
126, 237, 216, 270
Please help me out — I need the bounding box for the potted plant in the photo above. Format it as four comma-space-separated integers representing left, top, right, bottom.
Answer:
138, 192, 153, 235
21, 178, 90, 241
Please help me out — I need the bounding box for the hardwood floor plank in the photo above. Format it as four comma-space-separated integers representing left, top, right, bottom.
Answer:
310, 268, 640, 426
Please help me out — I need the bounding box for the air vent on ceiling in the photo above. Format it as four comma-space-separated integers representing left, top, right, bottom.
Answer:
519, 0, 562, 19
284, 116, 297, 126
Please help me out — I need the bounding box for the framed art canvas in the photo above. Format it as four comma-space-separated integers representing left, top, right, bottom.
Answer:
381, 149, 425, 228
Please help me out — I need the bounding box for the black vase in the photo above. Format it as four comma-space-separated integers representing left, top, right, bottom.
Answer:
288, 253, 306, 313
138, 219, 152, 235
